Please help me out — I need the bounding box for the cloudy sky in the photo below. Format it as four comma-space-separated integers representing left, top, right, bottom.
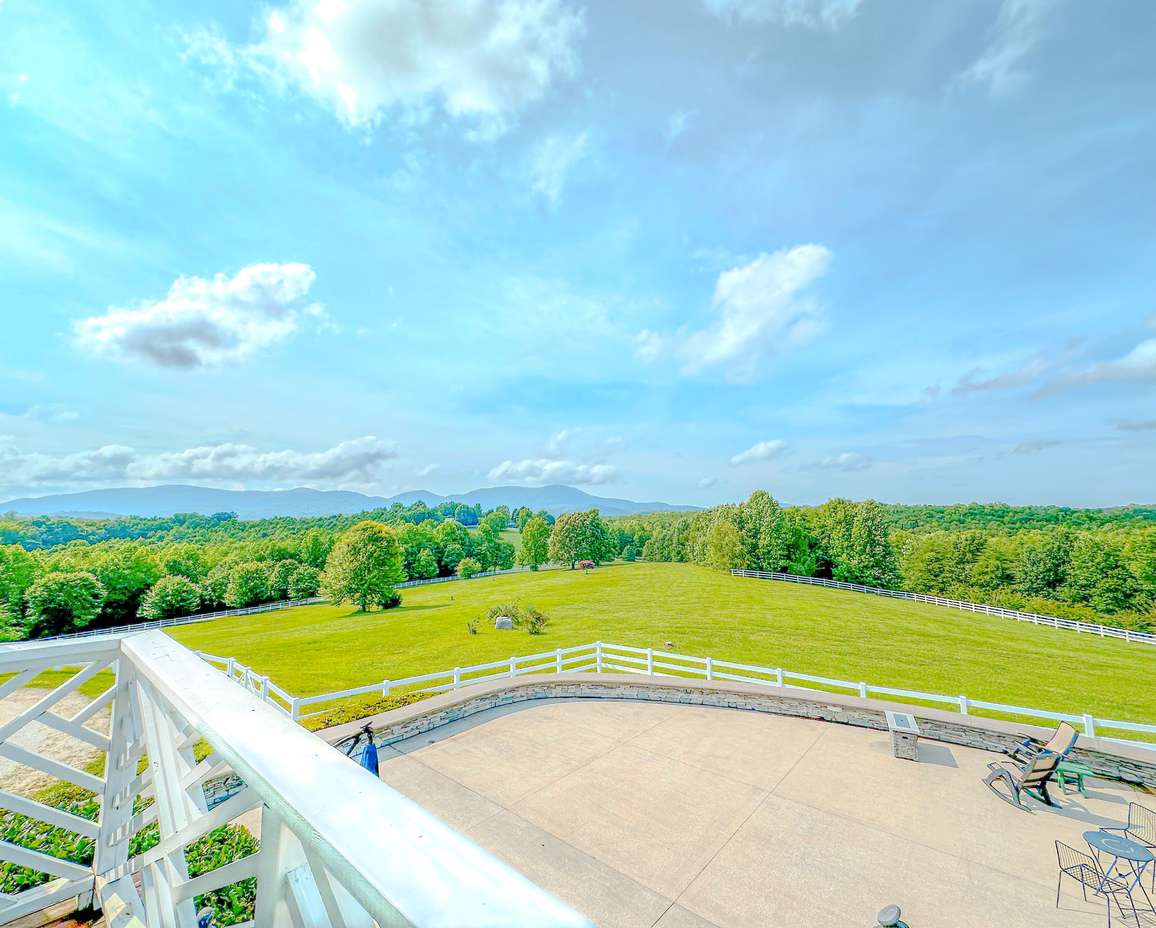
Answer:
2, 0, 1154, 508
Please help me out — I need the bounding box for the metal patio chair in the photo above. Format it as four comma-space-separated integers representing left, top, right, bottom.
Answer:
1056, 841, 1143, 926
1007, 721, 1079, 766
985, 752, 1060, 810
1103, 804, 1156, 891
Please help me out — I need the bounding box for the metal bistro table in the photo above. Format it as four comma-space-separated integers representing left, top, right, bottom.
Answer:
1085, 830, 1155, 906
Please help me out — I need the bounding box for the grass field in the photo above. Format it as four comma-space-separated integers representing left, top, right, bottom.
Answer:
169, 562, 1156, 731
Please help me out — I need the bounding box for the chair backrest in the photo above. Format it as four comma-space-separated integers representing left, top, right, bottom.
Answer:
1129, 803, 1156, 843
1056, 840, 1100, 879
1022, 752, 1060, 785
1044, 722, 1079, 756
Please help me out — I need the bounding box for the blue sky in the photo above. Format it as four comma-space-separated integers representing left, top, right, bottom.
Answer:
1, 0, 1154, 508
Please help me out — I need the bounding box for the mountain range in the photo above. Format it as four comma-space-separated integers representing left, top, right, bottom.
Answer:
0, 485, 700, 520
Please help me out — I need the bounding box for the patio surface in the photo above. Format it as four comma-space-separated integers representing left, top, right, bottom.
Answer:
373, 698, 1154, 928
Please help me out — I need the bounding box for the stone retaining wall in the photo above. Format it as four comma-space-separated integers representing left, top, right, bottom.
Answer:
325, 673, 1156, 789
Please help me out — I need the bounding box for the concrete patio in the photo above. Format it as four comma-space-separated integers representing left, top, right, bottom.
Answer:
371, 698, 1152, 928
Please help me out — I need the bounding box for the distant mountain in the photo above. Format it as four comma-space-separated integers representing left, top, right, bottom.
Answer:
0, 484, 699, 520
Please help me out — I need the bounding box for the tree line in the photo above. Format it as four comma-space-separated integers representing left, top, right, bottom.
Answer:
631, 492, 1156, 629
3, 492, 1153, 639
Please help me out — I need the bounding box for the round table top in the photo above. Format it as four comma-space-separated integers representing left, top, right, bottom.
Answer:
1085, 831, 1155, 862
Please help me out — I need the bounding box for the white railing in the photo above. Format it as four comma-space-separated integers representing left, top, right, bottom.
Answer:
731, 569, 1156, 646
45, 597, 327, 641
0, 633, 594, 928
198, 641, 1156, 751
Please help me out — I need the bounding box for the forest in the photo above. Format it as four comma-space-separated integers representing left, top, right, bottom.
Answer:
1, 495, 1153, 640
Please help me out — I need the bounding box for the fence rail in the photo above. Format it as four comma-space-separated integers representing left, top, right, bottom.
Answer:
197, 640, 1156, 752
731, 569, 1156, 646
45, 597, 327, 640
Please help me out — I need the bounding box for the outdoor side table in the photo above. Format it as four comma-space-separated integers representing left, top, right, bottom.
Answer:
1084, 830, 1155, 904
1056, 760, 1094, 796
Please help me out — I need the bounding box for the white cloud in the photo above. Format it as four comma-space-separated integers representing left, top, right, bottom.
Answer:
75, 263, 324, 369
412, 463, 438, 477
487, 459, 620, 485
1013, 438, 1059, 454
956, 0, 1054, 94
814, 452, 872, 471
1119, 420, 1156, 432
952, 355, 1047, 395
697, 476, 717, 489
0, 436, 396, 493
529, 130, 589, 206
703, 0, 863, 28
638, 245, 832, 383
191, 0, 584, 139
1048, 340, 1156, 392
729, 439, 790, 467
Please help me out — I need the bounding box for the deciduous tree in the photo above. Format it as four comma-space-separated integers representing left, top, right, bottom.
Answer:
320, 521, 405, 611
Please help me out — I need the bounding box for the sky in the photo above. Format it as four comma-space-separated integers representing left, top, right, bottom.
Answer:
1, 0, 1154, 509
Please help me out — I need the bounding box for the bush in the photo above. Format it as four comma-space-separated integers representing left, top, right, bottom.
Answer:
466, 617, 479, 635
380, 591, 402, 609
457, 557, 482, 579
484, 600, 550, 634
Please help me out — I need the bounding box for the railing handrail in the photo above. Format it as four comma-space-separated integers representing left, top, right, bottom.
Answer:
731, 569, 1156, 646
199, 640, 1156, 750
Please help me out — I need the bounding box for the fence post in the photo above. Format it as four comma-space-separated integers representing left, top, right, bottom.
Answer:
858, 682, 867, 699
646, 648, 654, 675
381, 679, 391, 696
959, 695, 969, 715
227, 657, 236, 678
260, 676, 269, 702
509, 656, 517, 678
595, 642, 603, 673
706, 657, 713, 681
291, 698, 300, 721
555, 649, 563, 672
453, 668, 461, 690
1082, 714, 1096, 738
775, 667, 783, 687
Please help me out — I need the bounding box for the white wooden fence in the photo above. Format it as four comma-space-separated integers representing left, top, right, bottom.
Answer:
731, 569, 1156, 646
46, 596, 327, 640
196, 640, 1156, 751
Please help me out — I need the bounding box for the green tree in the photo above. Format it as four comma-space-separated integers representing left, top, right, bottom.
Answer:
320, 521, 405, 611
517, 517, 550, 570
0, 545, 40, 622
513, 507, 533, 531
226, 563, 269, 608
267, 560, 298, 601
25, 571, 106, 638
1067, 534, 1140, 614
704, 519, 744, 571
288, 564, 321, 599
140, 575, 202, 621
456, 557, 482, 579
414, 548, 439, 579
548, 511, 589, 568
738, 490, 791, 571
1017, 529, 1076, 597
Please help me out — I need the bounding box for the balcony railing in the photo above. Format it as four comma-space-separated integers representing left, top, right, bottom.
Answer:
0, 632, 595, 928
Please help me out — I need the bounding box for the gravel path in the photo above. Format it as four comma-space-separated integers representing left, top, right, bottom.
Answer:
0, 688, 112, 797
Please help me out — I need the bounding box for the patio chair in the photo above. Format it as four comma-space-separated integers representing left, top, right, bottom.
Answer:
1056, 841, 1142, 926
1102, 803, 1156, 890
985, 752, 1060, 810
1007, 721, 1079, 765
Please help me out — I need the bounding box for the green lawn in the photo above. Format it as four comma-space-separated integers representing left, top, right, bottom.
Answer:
169, 562, 1155, 733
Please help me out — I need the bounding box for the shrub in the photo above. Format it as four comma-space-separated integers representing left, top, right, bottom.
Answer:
466, 617, 479, 635
457, 557, 482, 579
484, 600, 550, 634
379, 591, 402, 609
